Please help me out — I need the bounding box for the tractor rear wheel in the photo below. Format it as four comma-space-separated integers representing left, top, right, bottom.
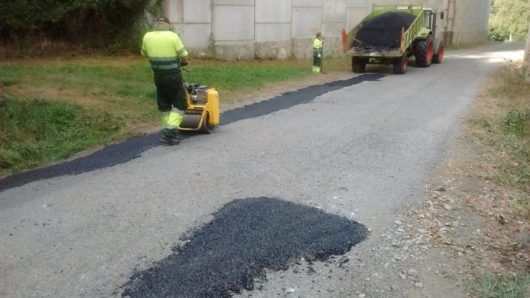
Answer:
351, 57, 366, 73
393, 56, 408, 74
415, 35, 434, 67
432, 41, 444, 64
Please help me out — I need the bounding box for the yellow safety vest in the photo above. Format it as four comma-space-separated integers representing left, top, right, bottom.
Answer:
313, 38, 323, 55
141, 31, 189, 75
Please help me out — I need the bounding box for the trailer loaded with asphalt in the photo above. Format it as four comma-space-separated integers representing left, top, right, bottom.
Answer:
343, 4, 445, 74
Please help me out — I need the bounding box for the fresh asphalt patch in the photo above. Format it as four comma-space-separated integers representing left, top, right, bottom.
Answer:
121, 197, 368, 297
0, 74, 383, 191
221, 73, 382, 125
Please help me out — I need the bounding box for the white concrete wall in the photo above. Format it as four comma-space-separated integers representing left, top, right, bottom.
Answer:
163, 0, 490, 59
452, 0, 490, 45
167, 0, 212, 55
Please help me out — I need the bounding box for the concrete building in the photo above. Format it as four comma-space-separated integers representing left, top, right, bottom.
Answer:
163, 0, 491, 60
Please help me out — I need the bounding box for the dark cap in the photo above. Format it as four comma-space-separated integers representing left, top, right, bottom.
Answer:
156, 17, 170, 23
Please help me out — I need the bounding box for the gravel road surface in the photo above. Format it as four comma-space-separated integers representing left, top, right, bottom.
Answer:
0, 42, 524, 297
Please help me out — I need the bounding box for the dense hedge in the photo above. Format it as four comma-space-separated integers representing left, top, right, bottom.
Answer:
0, 0, 162, 52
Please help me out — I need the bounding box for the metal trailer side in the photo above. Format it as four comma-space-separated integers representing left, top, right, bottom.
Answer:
343, 5, 433, 73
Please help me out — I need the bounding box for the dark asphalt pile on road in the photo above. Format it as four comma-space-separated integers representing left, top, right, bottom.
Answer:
0, 74, 382, 191
122, 197, 368, 297
353, 12, 416, 50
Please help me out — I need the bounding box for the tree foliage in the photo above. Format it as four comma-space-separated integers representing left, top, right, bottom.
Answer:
489, 0, 529, 41
0, 0, 162, 52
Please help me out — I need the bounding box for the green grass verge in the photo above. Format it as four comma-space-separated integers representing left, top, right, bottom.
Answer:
0, 58, 313, 105
0, 94, 124, 174
472, 64, 529, 197
0, 56, 348, 175
474, 272, 530, 298
469, 63, 529, 297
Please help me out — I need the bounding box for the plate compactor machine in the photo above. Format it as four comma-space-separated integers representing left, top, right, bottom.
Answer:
178, 83, 220, 133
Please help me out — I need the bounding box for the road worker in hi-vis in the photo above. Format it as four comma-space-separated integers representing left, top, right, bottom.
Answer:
312, 32, 323, 73
141, 17, 190, 145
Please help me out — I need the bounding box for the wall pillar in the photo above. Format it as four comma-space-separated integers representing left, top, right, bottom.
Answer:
523, 24, 530, 83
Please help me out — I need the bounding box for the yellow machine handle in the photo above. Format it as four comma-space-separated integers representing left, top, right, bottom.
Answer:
207, 88, 220, 126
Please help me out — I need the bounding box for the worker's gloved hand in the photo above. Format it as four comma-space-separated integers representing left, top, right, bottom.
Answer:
318, 54, 321, 58
181, 57, 190, 67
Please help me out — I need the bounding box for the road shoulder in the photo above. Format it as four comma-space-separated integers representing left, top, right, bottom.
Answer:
350, 63, 530, 297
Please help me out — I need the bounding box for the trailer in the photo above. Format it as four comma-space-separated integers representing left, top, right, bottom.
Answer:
343, 4, 444, 74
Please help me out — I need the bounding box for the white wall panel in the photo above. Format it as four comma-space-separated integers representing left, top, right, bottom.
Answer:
183, 0, 211, 23
293, 0, 322, 7
256, 24, 292, 42
322, 22, 346, 37
213, 0, 254, 5
323, 0, 346, 22
423, 0, 445, 11
213, 5, 254, 40
292, 7, 322, 37
163, 0, 489, 58
256, 0, 292, 23
165, 0, 182, 23
347, 0, 368, 7
174, 24, 211, 48
346, 7, 368, 30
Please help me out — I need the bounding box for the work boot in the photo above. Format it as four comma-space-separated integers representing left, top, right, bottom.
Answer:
160, 130, 181, 145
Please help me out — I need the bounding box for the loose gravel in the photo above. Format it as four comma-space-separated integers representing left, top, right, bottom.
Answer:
121, 197, 367, 297
354, 12, 416, 50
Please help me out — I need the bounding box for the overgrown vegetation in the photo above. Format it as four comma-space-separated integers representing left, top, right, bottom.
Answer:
0, 94, 124, 173
0, 57, 330, 175
483, 64, 529, 199
0, 0, 163, 54
468, 63, 530, 297
488, 0, 529, 41
474, 273, 530, 298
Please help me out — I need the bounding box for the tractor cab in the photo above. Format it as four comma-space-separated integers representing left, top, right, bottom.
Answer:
423, 8, 444, 37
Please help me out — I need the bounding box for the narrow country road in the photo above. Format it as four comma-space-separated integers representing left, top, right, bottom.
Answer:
0, 43, 524, 297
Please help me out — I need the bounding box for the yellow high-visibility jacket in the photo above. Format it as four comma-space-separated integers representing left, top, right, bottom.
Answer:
313, 38, 323, 55
141, 31, 188, 75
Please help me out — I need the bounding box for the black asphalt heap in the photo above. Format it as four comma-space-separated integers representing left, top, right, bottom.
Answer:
122, 197, 368, 297
353, 12, 416, 50
0, 74, 383, 191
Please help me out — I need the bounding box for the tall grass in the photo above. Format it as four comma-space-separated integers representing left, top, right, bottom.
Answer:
474, 273, 530, 298
0, 94, 123, 174
472, 65, 530, 196
0, 56, 345, 175
468, 63, 529, 298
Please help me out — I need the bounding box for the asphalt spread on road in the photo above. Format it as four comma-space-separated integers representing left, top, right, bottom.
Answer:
0, 74, 383, 191
121, 197, 368, 297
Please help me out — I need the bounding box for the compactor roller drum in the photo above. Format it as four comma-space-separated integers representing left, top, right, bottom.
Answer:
178, 84, 220, 134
